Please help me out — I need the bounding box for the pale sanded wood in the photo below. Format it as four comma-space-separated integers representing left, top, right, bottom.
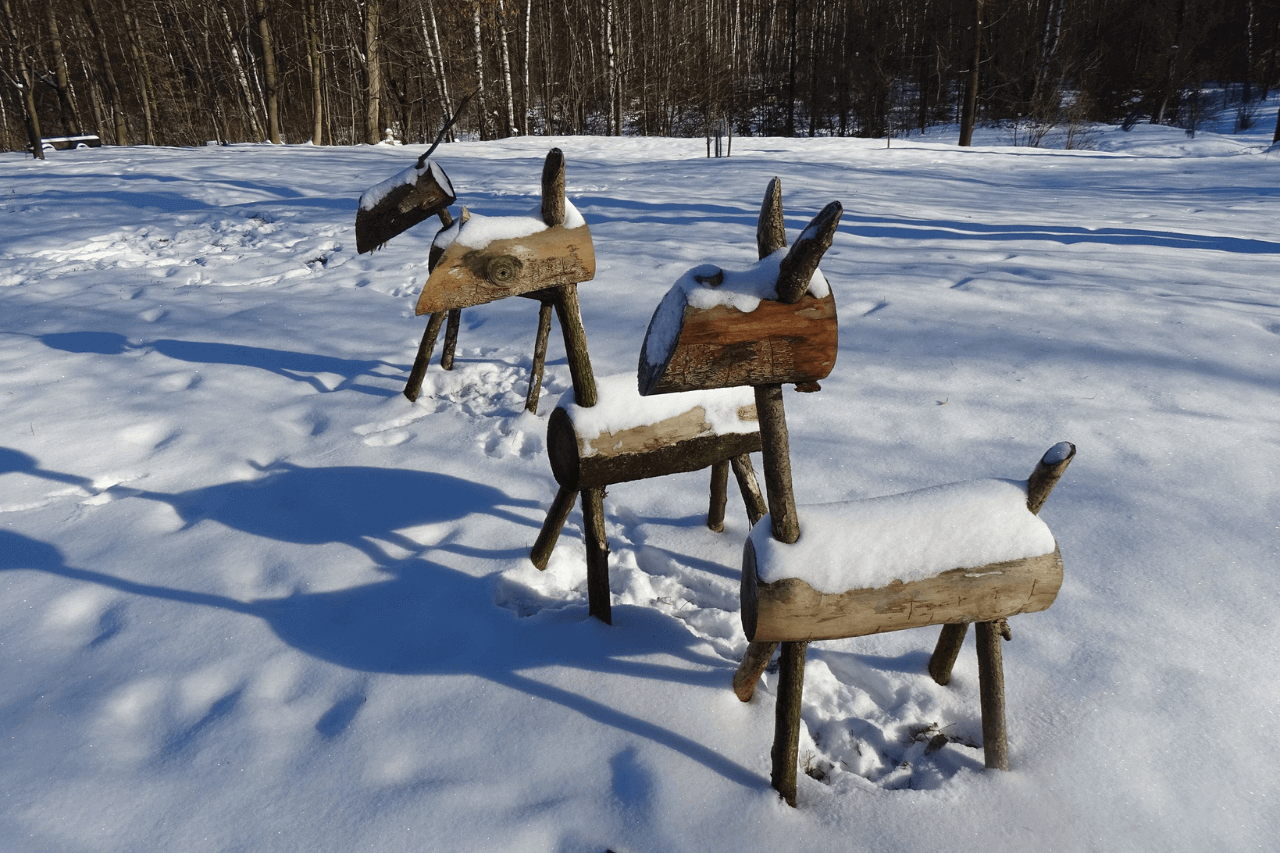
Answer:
740, 542, 1063, 643
415, 223, 596, 314
355, 162, 455, 253
547, 405, 762, 491
638, 291, 838, 395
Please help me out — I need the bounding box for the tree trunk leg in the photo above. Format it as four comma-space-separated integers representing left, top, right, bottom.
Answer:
530, 485, 576, 570
771, 641, 808, 807
976, 619, 1010, 770
707, 460, 730, 532
440, 308, 461, 370
404, 312, 447, 402
929, 623, 969, 686
581, 487, 611, 624
551, 284, 598, 408
732, 640, 779, 702
730, 454, 767, 528
525, 299, 553, 414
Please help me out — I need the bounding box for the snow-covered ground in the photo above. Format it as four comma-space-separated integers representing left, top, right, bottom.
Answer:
2, 110, 1276, 852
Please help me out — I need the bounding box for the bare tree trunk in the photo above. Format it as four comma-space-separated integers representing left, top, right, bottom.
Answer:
45, 2, 82, 135
84, 0, 129, 145
471, 2, 488, 139
255, 0, 281, 143
522, 0, 531, 134
420, 0, 451, 140
306, 0, 323, 143
217, 1, 263, 140
364, 0, 382, 143
958, 0, 982, 146
124, 11, 156, 146
496, 0, 517, 136
2, 0, 42, 158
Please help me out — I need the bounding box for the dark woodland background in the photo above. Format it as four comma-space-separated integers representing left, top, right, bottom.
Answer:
3, 0, 1277, 154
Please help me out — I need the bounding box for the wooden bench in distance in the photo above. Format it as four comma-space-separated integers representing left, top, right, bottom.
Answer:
531, 374, 766, 624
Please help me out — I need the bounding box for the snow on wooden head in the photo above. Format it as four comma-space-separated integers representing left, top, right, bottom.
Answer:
414, 148, 595, 315
638, 179, 842, 396
355, 156, 456, 254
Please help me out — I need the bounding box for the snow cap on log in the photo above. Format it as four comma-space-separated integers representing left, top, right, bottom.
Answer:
355, 158, 455, 253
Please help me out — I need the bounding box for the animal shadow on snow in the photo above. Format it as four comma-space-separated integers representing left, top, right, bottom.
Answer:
1, 449, 766, 790
40, 330, 401, 397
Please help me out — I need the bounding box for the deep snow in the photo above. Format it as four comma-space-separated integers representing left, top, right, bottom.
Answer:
1, 112, 1277, 852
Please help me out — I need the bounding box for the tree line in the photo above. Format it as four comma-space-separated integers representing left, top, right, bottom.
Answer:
3, 0, 1277, 158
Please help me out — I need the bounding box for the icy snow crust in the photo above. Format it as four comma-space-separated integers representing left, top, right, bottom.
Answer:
750, 479, 1056, 593
357, 158, 454, 211
2, 112, 1277, 853
558, 373, 756, 453
644, 251, 830, 366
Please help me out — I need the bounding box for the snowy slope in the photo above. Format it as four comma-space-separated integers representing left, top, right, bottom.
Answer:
1, 113, 1277, 852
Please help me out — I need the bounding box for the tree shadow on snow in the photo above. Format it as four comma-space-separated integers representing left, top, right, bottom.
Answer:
40, 331, 401, 396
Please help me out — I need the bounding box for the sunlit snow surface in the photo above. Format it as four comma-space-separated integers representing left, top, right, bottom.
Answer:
2, 111, 1277, 852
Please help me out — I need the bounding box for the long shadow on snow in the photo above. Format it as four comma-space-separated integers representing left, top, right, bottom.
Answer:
1, 520, 764, 789
41, 331, 400, 397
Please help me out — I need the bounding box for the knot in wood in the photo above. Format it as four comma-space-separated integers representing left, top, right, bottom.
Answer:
794, 381, 821, 393
995, 618, 1012, 641
486, 254, 523, 286
693, 267, 724, 288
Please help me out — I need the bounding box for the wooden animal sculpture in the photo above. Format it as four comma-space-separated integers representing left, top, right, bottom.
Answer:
637, 177, 1076, 806
358, 149, 595, 413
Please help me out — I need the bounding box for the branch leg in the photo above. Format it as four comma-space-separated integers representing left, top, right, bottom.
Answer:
707, 460, 729, 532
771, 641, 807, 807
581, 487, 611, 624
440, 308, 461, 370
525, 299, 554, 413
530, 485, 576, 570
754, 384, 799, 543
404, 312, 447, 402
929, 623, 969, 686
976, 620, 1010, 770
730, 454, 767, 528
732, 640, 778, 702
551, 284, 597, 408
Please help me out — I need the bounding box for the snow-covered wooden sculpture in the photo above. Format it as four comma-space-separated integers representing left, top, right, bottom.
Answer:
637, 178, 1076, 806
530, 375, 767, 624
412, 149, 597, 414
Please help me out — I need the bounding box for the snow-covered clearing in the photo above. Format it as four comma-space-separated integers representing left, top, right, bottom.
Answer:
2, 114, 1276, 851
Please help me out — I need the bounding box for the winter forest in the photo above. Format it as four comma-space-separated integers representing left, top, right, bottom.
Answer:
3, 0, 1279, 153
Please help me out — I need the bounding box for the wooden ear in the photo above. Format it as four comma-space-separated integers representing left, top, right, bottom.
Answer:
1026, 442, 1076, 514
757, 177, 786, 260
776, 201, 842, 303
541, 148, 566, 226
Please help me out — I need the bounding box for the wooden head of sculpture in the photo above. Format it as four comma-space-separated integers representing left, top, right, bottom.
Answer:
414, 149, 596, 316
